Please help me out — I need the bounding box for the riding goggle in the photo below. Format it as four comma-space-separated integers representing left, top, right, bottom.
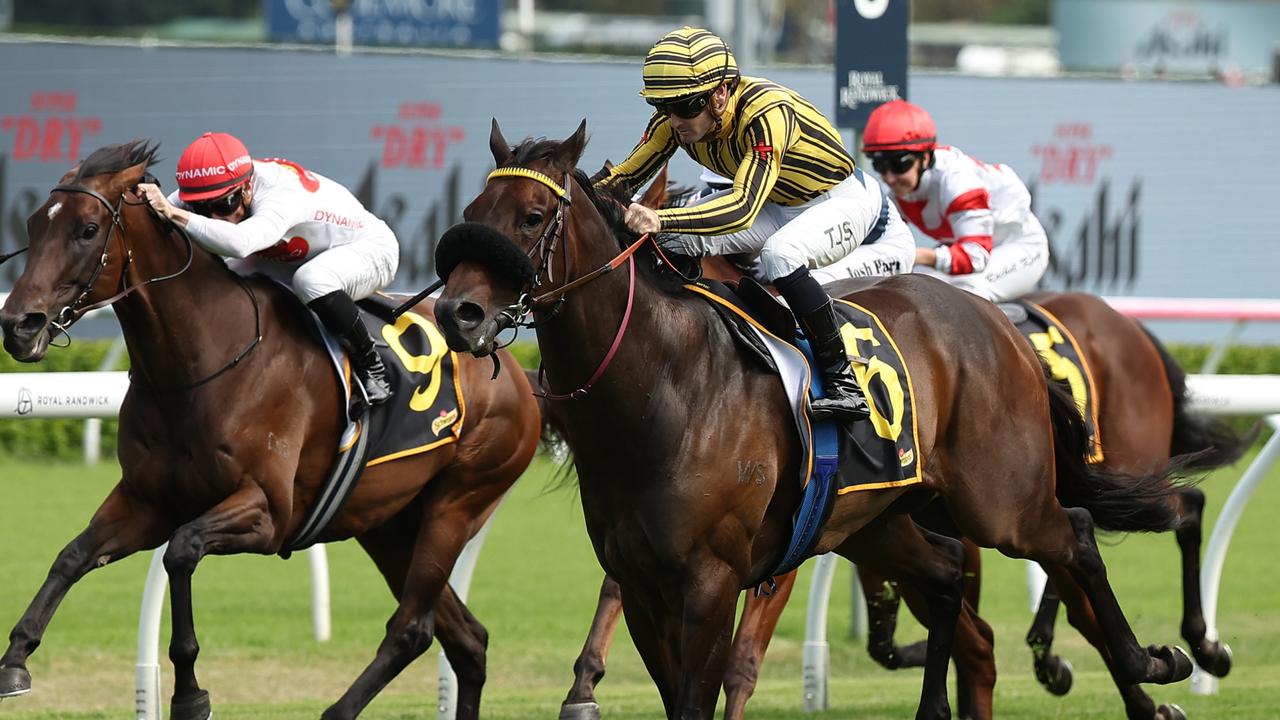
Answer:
190, 187, 245, 217
870, 153, 919, 176
649, 91, 712, 120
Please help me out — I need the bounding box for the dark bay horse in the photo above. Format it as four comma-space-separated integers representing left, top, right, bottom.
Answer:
433, 120, 1192, 719
558, 173, 1242, 720
0, 141, 541, 720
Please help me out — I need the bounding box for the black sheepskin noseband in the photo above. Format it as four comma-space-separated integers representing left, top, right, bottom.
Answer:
435, 222, 537, 287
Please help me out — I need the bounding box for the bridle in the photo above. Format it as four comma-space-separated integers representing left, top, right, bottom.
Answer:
9, 182, 262, 392
477, 166, 649, 399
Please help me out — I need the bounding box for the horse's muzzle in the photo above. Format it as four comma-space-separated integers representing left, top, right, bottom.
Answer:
435, 297, 496, 356
0, 310, 51, 362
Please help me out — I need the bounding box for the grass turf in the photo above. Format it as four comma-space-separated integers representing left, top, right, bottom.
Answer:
0, 444, 1278, 718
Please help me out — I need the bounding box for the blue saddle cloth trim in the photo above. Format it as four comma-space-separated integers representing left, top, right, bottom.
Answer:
769, 335, 840, 578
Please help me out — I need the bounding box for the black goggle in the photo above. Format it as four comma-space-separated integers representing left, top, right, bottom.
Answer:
649, 91, 712, 120
870, 153, 919, 176
190, 187, 245, 217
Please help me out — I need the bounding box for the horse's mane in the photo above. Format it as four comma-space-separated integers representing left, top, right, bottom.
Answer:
74, 139, 161, 182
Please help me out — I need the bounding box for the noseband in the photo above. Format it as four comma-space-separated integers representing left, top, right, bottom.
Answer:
431, 166, 649, 398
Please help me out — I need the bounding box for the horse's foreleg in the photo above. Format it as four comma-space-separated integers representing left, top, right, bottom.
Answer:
858, 568, 919, 670
722, 570, 797, 720
1170, 487, 1232, 677
0, 484, 167, 698
163, 485, 277, 720
560, 575, 623, 720
673, 558, 740, 720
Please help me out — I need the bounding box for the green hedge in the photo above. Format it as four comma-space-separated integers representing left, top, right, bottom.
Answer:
2, 339, 1277, 461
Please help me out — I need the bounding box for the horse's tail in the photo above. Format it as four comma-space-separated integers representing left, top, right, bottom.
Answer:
1138, 323, 1257, 469
1046, 368, 1186, 533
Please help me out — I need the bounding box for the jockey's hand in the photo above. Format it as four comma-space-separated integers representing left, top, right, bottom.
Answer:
624, 202, 661, 235
136, 183, 190, 227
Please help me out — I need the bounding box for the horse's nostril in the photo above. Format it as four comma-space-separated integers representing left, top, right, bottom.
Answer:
16, 313, 48, 336
455, 302, 485, 330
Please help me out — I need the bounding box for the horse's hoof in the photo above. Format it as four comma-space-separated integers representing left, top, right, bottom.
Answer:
559, 701, 601, 720
170, 689, 212, 720
1034, 655, 1073, 696
1194, 640, 1233, 678
1151, 645, 1193, 684
1157, 702, 1188, 720
0, 666, 32, 698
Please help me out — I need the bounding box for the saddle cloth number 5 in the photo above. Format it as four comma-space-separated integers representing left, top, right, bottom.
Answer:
838, 323, 905, 442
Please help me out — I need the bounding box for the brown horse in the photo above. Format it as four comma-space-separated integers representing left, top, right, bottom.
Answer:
558, 173, 1244, 720
433, 120, 1192, 719
0, 141, 540, 720
851, 290, 1249, 718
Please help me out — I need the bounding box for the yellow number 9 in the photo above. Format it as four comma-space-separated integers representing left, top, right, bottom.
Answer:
382, 312, 449, 412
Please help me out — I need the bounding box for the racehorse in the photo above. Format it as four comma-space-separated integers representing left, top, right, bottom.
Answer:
557, 170, 1245, 720
0, 140, 541, 720
432, 119, 1193, 719
851, 290, 1250, 718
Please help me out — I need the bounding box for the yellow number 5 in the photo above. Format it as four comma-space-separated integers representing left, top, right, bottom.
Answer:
838, 324, 905, 441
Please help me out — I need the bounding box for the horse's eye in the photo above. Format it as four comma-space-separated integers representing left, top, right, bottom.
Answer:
79, 223, 99, 241
522, 213, 543, 230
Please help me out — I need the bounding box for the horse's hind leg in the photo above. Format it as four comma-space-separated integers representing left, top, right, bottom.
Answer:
324, 474, 502, 720
1046, 565, 1187, 720
561, 575, 623, 720
1019, 506, 1192, 688
163, 485, 279, 720
837, 515, 995, 720
0, 484, 167, 698
1026, 580, 1074, 696
723, 570, 798, 720
1170, 487, 1232, 677
433, 584, 489, 720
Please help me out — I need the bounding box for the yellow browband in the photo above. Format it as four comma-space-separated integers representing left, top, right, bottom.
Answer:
486, 168, 569, 200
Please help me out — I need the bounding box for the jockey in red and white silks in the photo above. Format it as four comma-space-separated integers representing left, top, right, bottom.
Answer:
137, 132, 399, 405
863, 100, 1049, 303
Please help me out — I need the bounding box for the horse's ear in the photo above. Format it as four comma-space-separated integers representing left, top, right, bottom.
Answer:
489, 118, 513, 166
556, 119, 588, 168
638, 163, 669, 209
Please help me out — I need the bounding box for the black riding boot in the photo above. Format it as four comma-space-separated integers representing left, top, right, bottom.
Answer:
308, 291, 393, 407
775, 268, 870, 423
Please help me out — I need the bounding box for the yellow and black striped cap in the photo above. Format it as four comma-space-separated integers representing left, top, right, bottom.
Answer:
641, 27, 739, 101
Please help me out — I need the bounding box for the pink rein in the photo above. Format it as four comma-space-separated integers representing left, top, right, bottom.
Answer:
538, 249, 637, 401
